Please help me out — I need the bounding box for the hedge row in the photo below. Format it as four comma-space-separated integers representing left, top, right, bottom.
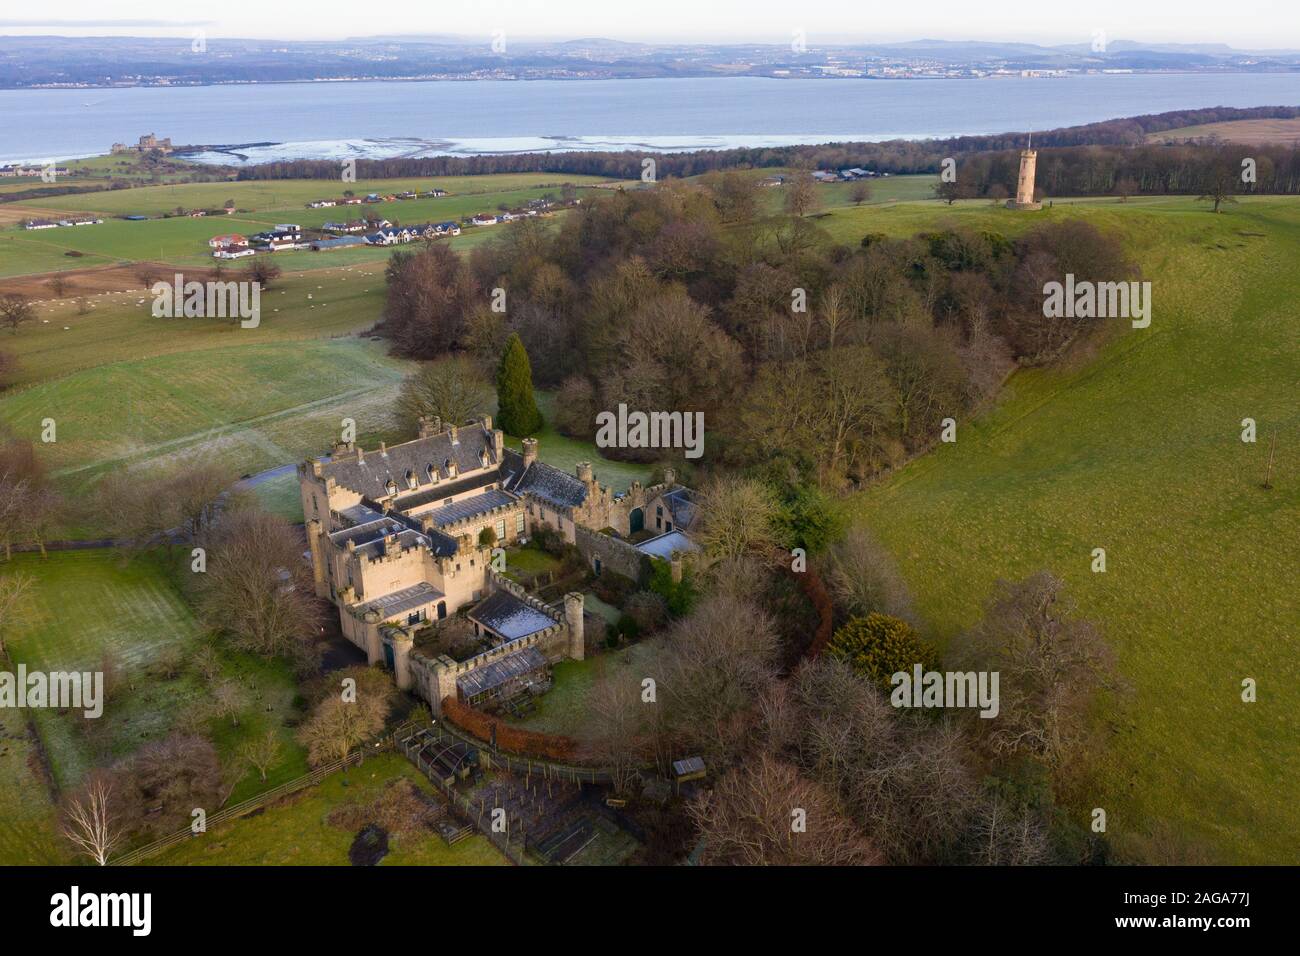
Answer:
440, 694, 583, 764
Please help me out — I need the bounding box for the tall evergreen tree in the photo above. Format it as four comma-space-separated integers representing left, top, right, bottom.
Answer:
496, 332, 543, 437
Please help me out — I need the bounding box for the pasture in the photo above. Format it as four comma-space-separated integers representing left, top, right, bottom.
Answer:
152, 753, 508, 866
833, 195, 1300, 863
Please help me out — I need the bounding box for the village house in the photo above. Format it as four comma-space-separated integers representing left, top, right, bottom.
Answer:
209, 234, 248, 249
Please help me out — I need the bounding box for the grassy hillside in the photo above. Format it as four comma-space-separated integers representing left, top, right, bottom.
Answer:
827, 194, 1299, 863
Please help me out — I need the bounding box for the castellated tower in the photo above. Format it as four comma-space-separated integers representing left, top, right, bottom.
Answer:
564, 592, 585, 661
1006, 135, 1043, 211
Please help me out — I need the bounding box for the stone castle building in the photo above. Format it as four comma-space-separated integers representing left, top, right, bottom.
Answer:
298, 416, 695, 713
111, 134, 174, 155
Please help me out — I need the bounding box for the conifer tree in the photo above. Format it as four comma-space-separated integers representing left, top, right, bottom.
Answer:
496, 332, 543, 436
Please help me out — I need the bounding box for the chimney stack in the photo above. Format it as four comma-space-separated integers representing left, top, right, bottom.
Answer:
522, 437, 539, 468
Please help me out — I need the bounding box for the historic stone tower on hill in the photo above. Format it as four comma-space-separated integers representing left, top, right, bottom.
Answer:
1006, 134, 1042, 210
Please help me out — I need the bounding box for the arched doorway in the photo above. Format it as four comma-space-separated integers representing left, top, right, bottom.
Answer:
629, 507, 644, 534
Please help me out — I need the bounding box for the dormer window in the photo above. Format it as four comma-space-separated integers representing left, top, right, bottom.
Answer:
406, 470, 417, 490
426, 463, 438, 484
384, 478, 397, 496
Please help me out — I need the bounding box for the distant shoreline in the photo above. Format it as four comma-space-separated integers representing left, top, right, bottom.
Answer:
7, 68, 1285, 93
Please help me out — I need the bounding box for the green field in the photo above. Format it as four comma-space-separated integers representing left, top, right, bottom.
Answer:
153, 754, 507, 866
18, 171, 615, 218
0, 548, 318, 864
829, 195, 1300, 863
0, 705, 68, 865
0, 169, 617, 277
2, 549, 311, 793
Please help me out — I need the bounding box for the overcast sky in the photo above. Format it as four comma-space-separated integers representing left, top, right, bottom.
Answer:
1, 1, 1297, 48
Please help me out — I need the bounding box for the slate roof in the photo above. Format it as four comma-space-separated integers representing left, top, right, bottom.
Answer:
393, 469, 501, 511
468, 590, 557, 641
327, 517, 407, 549
385, 510, 460, 557
359, 581, 444, 619
318, 425, 498, 500
423, 488, 517, 528
354, 528, 425, 559
501, 450, 589, 511
457, 646, 547, 698
336, 503, 385, 526
662, 487, 700, 532
636, 530, 699, 560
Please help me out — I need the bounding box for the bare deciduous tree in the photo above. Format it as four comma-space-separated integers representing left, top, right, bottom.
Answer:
61, 773, 127, 866
393, 355, 492, 437
826, 525, 917, 623
239, 728, 283, 782
689, 754, 881, 865
953, 571, 1118, 771
695, 477, 777, 561
587, 668, 651, 795
196, 507, 323, 662
0, 293, 35, 334
298, 667, 394, 768
0, 571, 34, 660
659, 593, 781, 762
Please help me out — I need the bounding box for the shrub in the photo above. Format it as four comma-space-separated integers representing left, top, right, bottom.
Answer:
440, 695, 581, 763
648, 559, 698, 617
828, 613, 939, 688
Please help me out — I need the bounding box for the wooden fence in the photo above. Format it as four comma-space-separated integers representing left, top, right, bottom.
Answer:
111, 725, 412, 866
395, 724, 532, 866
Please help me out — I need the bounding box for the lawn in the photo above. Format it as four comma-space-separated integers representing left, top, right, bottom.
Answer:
513, 392, 652, 494
510, 643, 655, 740
2, 336, 410, 535
0, 705, 69, 865
2, 263, 390, 387
841, 195, 1300, 863
152, 754, 508, 866
2, 549, 311, 801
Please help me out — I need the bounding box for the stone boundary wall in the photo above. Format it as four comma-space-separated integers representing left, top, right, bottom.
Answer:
574, 524, 651, 585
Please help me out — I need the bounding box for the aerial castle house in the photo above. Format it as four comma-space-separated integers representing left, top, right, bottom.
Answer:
1006, 134, 1042, 210
298, 416, 696, 715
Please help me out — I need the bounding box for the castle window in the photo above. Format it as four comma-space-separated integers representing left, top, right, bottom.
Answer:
515, 513, 525, 534
495, 518, 506, 540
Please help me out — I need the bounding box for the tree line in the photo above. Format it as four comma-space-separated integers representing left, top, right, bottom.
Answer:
232, 105, 1300, 191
